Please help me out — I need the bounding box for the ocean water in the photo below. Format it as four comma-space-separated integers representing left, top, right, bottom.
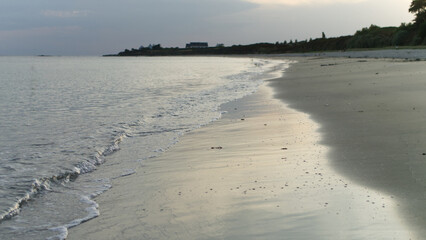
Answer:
0, 56, 286, 239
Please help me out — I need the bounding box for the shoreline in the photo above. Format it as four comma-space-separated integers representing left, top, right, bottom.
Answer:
272, 49, 426, 60
68, 59, 415, 239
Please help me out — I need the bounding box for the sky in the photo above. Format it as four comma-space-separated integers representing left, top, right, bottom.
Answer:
0, 0, 414, 56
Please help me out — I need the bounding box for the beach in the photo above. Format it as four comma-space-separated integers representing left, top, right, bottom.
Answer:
67, 56, 426, 239
269, 56, 426, 238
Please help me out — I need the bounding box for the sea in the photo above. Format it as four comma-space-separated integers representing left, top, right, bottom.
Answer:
0, 56, 286, 239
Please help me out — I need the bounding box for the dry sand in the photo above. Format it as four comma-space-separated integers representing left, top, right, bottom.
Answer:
68, 56, 426, 239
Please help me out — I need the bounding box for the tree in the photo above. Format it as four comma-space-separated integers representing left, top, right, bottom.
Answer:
152, 44, 162, 50
322, 32, 326, 39
409, 0, 426, 24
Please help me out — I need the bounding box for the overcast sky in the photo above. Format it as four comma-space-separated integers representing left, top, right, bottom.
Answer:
0, 0, 413, 56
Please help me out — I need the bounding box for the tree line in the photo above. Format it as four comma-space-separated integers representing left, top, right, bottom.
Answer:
108, 0, 426, 56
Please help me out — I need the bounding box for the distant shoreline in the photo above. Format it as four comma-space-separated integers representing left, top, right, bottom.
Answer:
104, 48, 426, 61
107, 21, 426, 57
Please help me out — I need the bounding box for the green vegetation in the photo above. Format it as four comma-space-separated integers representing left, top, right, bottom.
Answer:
410, 0, 426, 25
108, 1, 426, 56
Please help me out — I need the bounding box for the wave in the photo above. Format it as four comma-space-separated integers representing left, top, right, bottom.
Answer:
0, 131, 128, 223
47, 191, 110, 240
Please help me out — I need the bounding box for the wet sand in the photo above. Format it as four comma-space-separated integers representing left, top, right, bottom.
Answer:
68, 57, 418, 239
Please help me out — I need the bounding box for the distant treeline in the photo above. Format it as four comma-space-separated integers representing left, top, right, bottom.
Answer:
108, 24, 425, 56
108, 0, 426, 56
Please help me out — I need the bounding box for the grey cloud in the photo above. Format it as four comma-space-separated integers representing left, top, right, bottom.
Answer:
0, 0, 413, 55
42, 10, 91, 18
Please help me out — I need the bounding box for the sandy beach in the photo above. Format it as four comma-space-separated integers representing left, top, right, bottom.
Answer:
68, 55, 426, 239
269, 56, 426, 239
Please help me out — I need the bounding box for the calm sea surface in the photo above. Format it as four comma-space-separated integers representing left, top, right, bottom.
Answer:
0, 56, 285, 239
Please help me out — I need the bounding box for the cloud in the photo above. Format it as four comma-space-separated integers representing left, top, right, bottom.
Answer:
42, 10, 90, 18
0, 26, 80, 40
243, 0, 366, 6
